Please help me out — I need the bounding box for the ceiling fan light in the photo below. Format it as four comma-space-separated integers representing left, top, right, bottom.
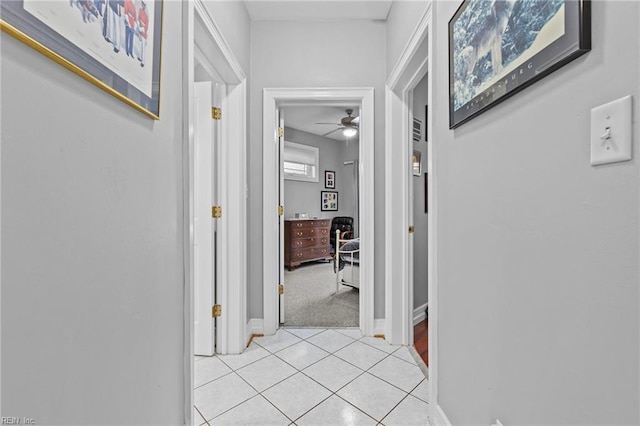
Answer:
343, 127, 357, 137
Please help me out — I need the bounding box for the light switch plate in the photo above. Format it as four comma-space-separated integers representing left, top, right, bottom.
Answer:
591, 95, 632, 166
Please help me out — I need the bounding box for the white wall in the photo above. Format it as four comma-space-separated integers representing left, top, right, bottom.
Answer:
385, 0, 430, 78
249, 20, 387, 319
412, 74, 428, 310
0, 2, 185, 423
341, 139, 360, 236
202, 1, 251, 74
432, 1, 639, 423
283, 127, 348, 219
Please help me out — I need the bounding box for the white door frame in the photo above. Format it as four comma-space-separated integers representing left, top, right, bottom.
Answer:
262, 87, 375, 337
182, 0, 247, 423
384, 2, 441, 421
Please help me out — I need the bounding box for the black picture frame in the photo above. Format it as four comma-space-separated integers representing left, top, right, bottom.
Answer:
412, 118, 422, 142
449, 0, 591, 129
321, 191, 338, 211
1, 0, 164, 119
324, 170, 336, 189
424, 105, 428, 142
424, 173, 428, 214
412, 151, 422, 176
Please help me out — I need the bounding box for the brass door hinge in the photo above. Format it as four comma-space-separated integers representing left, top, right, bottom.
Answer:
212, 304, 222, 318
278, 284, 284, 295
278, 127, 284, 138
212, 206, 222, 218
408, 225, 415, 234
278, 205, 284, 216
212, 107, 222, 120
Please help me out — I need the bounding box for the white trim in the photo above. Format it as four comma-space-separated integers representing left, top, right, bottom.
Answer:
413, 303, 428, 326
384, 1, 437, 422
181, 3, 194, 425
193, 0, 245, 82
219, 80, 248, 355
373, 319, 386, 337
385, 5, 432, 342
386, 3, 432, 90
183, 0, 248, 423
262, 87, 375, 337
246, 318, 265, 344
431, 404, 453, 426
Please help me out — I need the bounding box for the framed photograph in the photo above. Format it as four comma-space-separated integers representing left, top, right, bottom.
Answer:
1, 0, 164, 119
424, 173, 428, 214
449, 0, 591, 128
321, 191, 338, 212
412, 151, 422, 177
424, 105, 428, 142
412, 117, 423, 142
324, 170, 336, 189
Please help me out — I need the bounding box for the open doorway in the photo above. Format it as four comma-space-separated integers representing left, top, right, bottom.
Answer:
411, 74, 429, 367
280, 106, 361, 328
184, 2, 248, 423
262, 88, 375, 337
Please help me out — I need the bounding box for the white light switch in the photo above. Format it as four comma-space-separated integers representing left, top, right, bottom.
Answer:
591, 95, 632, 166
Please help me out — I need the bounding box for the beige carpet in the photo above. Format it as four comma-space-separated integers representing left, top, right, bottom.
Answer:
283, 261, 359, 327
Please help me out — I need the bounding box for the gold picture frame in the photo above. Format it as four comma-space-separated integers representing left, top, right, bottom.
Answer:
1, 0, 164, 119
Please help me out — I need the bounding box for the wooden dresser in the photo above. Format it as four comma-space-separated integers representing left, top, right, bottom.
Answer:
284, 218, 332, 271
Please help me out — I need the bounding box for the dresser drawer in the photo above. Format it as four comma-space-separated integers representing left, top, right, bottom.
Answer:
290, 228, 331, 239
289, 220, 331, 229
290, 246, 331, 261
290, 236, 329, 249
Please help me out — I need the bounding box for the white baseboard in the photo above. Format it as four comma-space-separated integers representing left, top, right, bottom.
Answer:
245, 318, 264, 346
413, 302, 428, 326
373, 319, 386, 336
431, 404, 452, 426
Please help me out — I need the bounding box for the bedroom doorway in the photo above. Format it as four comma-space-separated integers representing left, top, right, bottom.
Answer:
262, 88, 375, 337
280, 105, 361, 328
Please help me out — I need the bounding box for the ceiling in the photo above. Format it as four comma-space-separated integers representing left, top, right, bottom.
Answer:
243, 1, 393, 21
283, 106, 360, 141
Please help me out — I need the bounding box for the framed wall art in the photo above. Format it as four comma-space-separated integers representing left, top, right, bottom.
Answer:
321, 191, 338, 212
424, 105, 428, 142
324, 170, 335, 189
424, 173, 428, 214
412, 151, 422, 176
1, 0, 164, 119
412, 117, 423, 142
449, 0, 591, 128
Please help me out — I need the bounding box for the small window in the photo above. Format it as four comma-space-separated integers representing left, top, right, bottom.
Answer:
283, 141, 319, 182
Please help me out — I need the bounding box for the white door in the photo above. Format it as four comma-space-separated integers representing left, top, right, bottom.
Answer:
194, 81, 215, 356
212, 82, 226, 352
278, 113, 285, 324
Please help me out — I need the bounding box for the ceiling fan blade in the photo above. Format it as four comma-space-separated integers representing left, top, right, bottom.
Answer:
351, 116, 360, 124
315, 122, 341, 125
322, 127, 344, 137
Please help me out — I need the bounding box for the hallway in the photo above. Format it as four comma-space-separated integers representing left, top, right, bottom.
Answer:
194, 328, 429, 425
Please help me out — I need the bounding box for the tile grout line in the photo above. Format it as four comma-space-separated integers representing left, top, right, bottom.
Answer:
194, 405, 210, 426
193, 368, 234, 391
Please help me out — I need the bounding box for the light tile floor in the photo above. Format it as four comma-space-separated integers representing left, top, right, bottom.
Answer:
194, 328, 431, 426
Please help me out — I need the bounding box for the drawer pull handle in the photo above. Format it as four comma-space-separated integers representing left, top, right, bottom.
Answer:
297, 232, 303, 236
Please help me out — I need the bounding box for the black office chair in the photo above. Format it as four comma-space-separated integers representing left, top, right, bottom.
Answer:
329, 216, 354, 255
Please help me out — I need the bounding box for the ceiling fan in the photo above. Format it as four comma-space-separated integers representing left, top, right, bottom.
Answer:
316, 108, 360, 138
